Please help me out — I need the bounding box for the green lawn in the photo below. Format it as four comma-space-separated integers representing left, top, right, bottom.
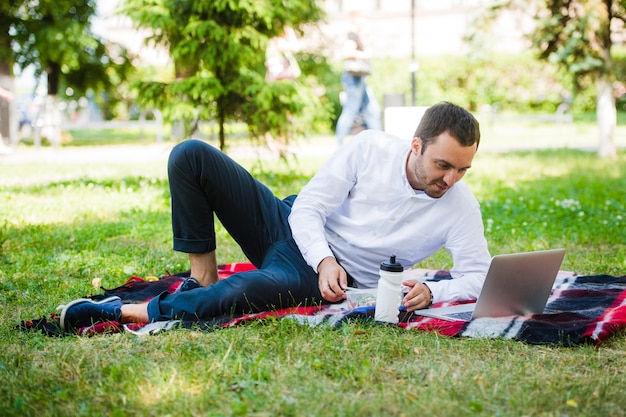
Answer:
0, 125, 625, 416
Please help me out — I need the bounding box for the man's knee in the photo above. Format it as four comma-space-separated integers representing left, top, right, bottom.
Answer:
170, 139, 206, 163
168, 139, 219, 179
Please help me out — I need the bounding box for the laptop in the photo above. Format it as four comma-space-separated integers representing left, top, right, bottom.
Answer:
413, 248, 566, 321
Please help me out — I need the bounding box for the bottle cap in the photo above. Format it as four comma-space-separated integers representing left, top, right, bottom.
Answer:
380, 255, 403, 272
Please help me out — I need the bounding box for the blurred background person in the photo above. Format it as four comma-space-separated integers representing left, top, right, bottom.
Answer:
335, 11, 381, 146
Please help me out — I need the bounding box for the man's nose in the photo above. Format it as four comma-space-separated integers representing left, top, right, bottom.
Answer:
443, 170, 460, 186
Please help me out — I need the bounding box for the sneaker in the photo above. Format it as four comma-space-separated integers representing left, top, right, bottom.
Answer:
177, 276, 201, 292
57, 296, 123, 332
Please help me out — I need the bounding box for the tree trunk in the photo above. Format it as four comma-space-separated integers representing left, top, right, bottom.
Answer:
218, 104, 226, 152
596, 1, 616, 159
0, 73, 16, 147
596, 75, 617, 158
0, 48, 17, 146
34, 95, 62, 148
34, 64, 63, 147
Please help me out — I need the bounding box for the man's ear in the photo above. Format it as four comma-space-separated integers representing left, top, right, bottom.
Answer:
411, 137, 422, 155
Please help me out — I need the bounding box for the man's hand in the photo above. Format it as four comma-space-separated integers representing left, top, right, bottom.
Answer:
317, 256, 348, 302
401, 280, 433, 312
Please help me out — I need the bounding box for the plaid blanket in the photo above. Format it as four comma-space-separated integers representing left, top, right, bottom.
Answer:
19, 264, 626, 346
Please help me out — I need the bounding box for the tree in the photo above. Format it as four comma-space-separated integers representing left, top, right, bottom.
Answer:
120, 0, 326, 151
482, 0, 624, 158
9, 0, 132, 145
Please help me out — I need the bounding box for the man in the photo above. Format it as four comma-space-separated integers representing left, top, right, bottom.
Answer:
59, 102, 491, 331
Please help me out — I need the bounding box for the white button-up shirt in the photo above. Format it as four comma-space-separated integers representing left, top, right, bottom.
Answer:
289, 130, 491, 303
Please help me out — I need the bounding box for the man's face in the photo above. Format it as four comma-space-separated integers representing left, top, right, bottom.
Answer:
407, 131, 477, 198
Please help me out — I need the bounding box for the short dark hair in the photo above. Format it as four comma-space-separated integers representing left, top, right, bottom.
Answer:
413, 102, 480, 152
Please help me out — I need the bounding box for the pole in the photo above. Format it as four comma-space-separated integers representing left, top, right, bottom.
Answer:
410, 0, 417, 106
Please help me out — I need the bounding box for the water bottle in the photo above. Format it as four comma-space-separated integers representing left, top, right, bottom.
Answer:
374, 255, 404, 323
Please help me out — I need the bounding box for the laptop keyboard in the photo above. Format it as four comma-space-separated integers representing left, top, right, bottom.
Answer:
444, 311, 473, 321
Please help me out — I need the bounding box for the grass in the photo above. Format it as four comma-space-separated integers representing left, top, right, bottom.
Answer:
66, 127, 164, 146
0, 123, 625, 416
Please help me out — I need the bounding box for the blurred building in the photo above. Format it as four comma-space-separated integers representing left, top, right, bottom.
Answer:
319, 0, 531, 59
94, 0, 531, 66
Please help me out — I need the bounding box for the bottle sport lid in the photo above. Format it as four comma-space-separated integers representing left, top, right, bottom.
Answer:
380, 255, 403, 272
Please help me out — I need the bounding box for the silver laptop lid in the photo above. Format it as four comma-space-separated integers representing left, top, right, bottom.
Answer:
472, 248, 566, 319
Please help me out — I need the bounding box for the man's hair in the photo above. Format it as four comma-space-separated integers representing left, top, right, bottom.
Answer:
413, 101, 480, 152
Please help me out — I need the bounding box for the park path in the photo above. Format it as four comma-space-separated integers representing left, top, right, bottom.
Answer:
1, 132, 623, 166
0, 136, 338, 165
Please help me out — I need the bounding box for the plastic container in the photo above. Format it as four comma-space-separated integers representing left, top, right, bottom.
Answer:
374, 255, 404, 323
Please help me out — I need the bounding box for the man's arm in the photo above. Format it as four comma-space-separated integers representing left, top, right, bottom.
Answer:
399, 205, 490, 311
289, 140, 362, 302
429, 206, 491, 303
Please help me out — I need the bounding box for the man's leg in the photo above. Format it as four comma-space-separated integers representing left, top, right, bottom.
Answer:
60, 238, 322, 328
160, 140, 320, 319
116, 236, 320, 324
145, 239, 321, 321
122, 303, 149, 323
168, 139, 293, 270
189, 252, 218, 287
